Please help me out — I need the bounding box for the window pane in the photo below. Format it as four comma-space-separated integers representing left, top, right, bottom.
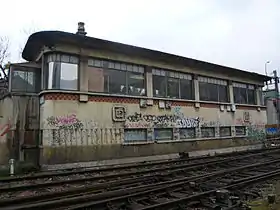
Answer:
11, 69, 39, 93
153, 75, 166, 97
60, 63, 78, 90
124, 129, 147, 142
154, 128, 173, 141
128, 72, 145, 96
199, 82, 210, 101
247, 89, 256, 104
167, 77, 179, 98
88, 66, 105, 92
199, 82, 218, 101
235, 126, 246, 136
180, 79, 193, 100
233, 87, 247, 104
104, 69, 126, 94
201, 127, 215, 138
218, 85, 228, 102
220, 127, 231, 137
179, 128, 195, 139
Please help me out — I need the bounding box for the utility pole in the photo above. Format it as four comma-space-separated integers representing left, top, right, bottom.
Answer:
273, 70, 280, 124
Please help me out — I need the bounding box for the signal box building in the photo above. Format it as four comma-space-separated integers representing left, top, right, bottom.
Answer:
0, 23, 270, 166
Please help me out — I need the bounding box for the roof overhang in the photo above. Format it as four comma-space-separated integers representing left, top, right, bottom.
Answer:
22, 31, 272, 83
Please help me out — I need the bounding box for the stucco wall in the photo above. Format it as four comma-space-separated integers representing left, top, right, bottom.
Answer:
39, 94, 266, 164
0, 96, 13, 165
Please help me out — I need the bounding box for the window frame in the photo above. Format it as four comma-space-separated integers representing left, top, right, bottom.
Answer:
201, 127, 215, 138
88, 58, 146, 96
198, 76, 229, 102
235, 126, 246, 136
233, 82, 256, 105
219, 126, 232, 137
179, 128, 196, 139
154, 128, 173, 141
152, 68, 193, 100
10, 66, 41, 93
124, 128, 147, 142
43, 52, 79, 91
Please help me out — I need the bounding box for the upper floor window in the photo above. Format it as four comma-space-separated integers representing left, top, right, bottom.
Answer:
46, 54, 79, 90
233, 82, 256, 104
152, 69, 193, 99
11, 67, 41, 93
88, 59, 145, 96
199, 76, 228, 102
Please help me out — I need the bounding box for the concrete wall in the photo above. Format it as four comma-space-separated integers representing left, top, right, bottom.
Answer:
0, 96, 13, 165
0, 95, 40, 165
30, 44, 268, 164
39, 94, 266, 164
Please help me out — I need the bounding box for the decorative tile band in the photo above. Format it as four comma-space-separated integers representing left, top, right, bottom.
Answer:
42, 93, 265, 110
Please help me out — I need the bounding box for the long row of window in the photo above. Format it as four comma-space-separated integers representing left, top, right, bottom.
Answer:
124, 126, 247, 142
11, 53, 259, 105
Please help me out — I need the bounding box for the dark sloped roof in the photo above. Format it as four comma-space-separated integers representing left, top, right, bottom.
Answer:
22, 31, 271, 82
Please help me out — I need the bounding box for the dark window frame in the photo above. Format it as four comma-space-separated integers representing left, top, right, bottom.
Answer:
152, 68, 193, 100
44, 53, 79, 91
235, 126, 246, 136
154, 128, 173, 141
88, 58, 146, 96
219, 126, 232, 137
179, 128, 196, 139
233, 82, 256, 105
201, 127, 215, 138
11, 66, 41, 93
124, 128, 147, 142
198, 76, 229, 102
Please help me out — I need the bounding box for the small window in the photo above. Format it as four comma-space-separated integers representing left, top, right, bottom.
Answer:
179, 128, 195, 139
11, 69, 40, 93
127, 72, 145, 96
199, 77, 228, 102
201, 127, 215, 138
46, 54, 79, 90
220, 127, 231, 137
235, 126, 246, 136
154, 128, 173, 141
153, 74, 166, 97
124, 129, 147, 142
233, 82, 256, 105
167, 77, 179, 98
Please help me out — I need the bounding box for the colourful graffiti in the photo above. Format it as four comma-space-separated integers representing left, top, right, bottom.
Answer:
0, 123, 11, 136
235, 112, 266, 142
124, 112, 200, 129
46, 114, 84, 129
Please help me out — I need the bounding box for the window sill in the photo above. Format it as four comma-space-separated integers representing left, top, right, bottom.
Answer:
122, 141, 154, 145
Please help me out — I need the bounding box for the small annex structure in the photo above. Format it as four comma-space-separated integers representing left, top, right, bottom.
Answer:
0, 22, 272, 167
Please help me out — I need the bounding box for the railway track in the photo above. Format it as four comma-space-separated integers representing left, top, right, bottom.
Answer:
63, 161, 280, 210
0, 147, 277, 195
1, 147, 280, 209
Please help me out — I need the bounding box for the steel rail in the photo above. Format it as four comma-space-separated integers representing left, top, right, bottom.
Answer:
4, 157, 280, 210
0, 146, 277, 183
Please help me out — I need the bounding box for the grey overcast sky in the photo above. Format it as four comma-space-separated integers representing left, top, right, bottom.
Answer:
1, 0, 280, 75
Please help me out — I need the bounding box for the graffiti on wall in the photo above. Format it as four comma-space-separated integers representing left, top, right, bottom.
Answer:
124, 112, 200, 129
235, 112, 266, 141
47, 114, 84, 129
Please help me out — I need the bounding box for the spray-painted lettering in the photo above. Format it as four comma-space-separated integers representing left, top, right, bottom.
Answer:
125, 112, 200, 128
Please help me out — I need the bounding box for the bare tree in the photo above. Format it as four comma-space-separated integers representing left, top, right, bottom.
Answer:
0, 36, 10, 79
18, 27, 38, 62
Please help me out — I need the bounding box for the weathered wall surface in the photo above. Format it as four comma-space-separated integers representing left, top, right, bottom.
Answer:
40, 94, 266, 164
0, 97, 13, 165
0, 95, 40, 165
